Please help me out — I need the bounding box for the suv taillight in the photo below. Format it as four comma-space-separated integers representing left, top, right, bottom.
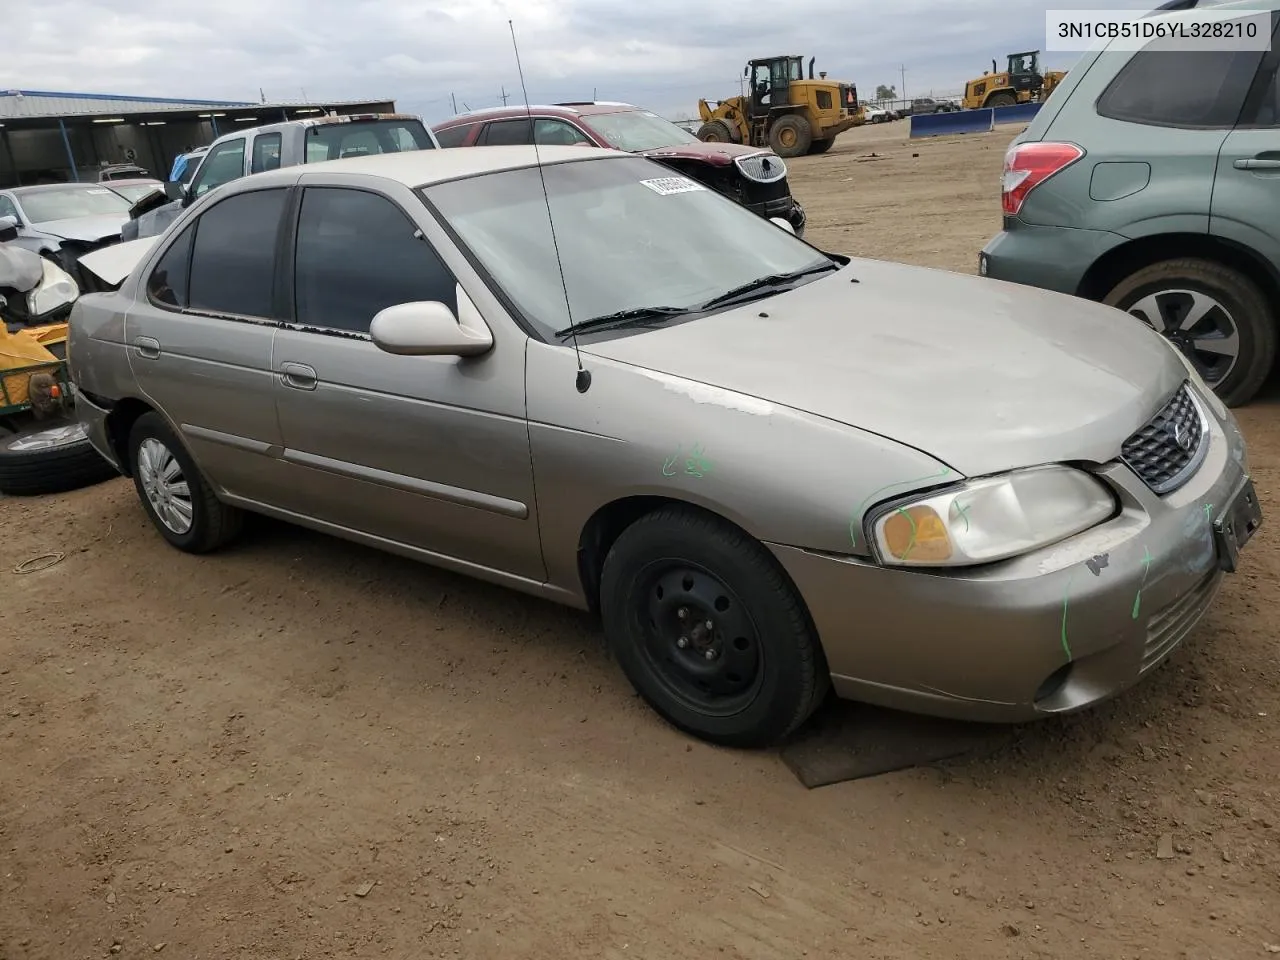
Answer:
1001, 141, 1083, 216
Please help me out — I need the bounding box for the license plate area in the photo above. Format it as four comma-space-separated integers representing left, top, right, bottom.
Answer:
1214, 477, 1263, 573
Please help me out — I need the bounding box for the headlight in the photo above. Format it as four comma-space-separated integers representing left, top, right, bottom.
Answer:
868, 464, 1116, 567
26, 258, 79, 318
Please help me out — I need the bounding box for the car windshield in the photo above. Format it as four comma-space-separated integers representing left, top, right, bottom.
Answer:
585, 110, 702, 152
304, 119, 436, 163
422, 154, 833, 339
109, 183, 164, 203
17, 186, 131, 223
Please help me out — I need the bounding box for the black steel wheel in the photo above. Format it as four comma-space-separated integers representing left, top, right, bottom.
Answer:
599, 504, 828, 748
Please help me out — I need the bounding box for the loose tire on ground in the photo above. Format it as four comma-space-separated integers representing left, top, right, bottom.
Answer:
696, 120, 736, 144
126, 411, 243, 553
1102, 257, 1276, 408
807, 138, 835, 155
598, 504, 829, 748
0, 419, 120, 496
767, 115, 813, 158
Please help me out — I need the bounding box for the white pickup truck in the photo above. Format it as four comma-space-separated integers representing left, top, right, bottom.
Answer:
123, 113, 441, 241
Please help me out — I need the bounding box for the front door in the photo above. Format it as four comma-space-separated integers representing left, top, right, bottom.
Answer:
270, 182, 544, 581
123, 186, 289, 501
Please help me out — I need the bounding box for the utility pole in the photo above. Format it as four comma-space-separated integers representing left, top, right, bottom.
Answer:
899, 64, 907, 101
499, 85, 509, 106
593, 87, 597, 100
451, 92, 458, 114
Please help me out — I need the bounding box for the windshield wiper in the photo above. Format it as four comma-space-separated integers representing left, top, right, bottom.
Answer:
554, 305, 691, 339
697, 261, 840, 311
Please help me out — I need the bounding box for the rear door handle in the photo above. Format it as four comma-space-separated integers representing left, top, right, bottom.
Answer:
1233, 158, 1280, 170
133, 336, 161, 360
280, 361, 318, 391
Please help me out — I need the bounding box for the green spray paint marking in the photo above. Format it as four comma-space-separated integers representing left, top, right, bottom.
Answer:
896, 507, 918, 561
662, 443, 712, 478
1131, 545, 1153, 620
1060, 567, 1078, 661
954, 501, 971, 532
1203, 503, 1214, 523
848, 467, 953, 548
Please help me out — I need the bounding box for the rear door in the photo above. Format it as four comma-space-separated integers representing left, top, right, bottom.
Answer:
123, 185, 292, 502
1211, 15, 1280, 280
476, 119, 533, 145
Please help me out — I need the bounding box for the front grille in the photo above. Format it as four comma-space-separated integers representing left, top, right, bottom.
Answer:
733, 153, 787, 184
1121, 382, 1206, 494
1141, 571, 1222, 673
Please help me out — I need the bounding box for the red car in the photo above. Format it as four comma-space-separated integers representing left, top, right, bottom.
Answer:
431, 102, 806, 237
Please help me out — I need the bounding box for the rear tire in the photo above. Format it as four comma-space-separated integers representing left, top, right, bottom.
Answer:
986, 92, 1016, 108
807, 138, 835, 155
767, 115, 812, 158
1103, 257, 1276, 407
126, 412, 243, 553
696, 120, 736, 144
598, 505, 829, 748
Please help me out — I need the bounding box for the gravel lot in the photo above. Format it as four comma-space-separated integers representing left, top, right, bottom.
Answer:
2, 122, 1278, 960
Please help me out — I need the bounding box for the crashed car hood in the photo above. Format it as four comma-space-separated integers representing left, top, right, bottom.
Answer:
582, 257, 1189, 477
636, 141, 778, 168
0, 243, 45, 292
31, 214, 127, 243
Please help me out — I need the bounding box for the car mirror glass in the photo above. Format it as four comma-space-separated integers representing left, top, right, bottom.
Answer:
163, 181, 185, 203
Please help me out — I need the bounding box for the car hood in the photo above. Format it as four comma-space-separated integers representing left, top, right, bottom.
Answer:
30, 214, 127, 243
582, 258, 1188, 477
636, 141, 775, 168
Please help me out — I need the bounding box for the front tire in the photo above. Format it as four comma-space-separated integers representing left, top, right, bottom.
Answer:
1103, 257, 1276, 407
696, 120, 735, 144
767, 114, 812, 158
599, 505, 828, 748
126, 411, 243, 553
986, 92, 1016, 108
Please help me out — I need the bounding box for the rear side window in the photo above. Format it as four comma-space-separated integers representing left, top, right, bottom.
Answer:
434, 124, 473, 147
292, 187, 458, 333
187, 188, 287, 318
1096, 40, 1265, 128
480, 119, 532, 145
146, 223, 195, 307
251, 133, 282, 173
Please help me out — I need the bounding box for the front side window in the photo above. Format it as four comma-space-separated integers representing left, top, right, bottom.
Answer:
189, 139, 246, 199
14, 186, 131, 224
1096, 35, 1266, 127
534, 119, 593, 146
584, 110, 700, 152
187, 188, 287, 318
0, 195, 19, 222
293, 187, 457, 333
251, 133, 282, 173
423, 155, 831, 340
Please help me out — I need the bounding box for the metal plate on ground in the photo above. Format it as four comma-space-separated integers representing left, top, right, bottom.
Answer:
779, 699, 1013, 789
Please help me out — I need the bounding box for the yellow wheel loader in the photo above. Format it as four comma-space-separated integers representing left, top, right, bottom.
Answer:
962, 51, 1067, 111
696, 56, 860, 159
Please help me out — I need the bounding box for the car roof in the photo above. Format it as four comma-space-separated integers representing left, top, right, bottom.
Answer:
8, 183, 123, 196
434, 102, 647, 128
233, 143, 629, 189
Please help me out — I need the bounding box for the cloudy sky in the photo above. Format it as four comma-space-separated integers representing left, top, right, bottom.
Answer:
6, 0, 1163, 121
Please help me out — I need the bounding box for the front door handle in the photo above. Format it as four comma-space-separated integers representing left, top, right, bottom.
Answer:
1233, 158, 1280, 170
133, 336, 161, 360
280, 361, 318, 391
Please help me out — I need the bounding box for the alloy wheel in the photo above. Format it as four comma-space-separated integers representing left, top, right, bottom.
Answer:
1126, 288, 1240, 387
136, 437, 194, 535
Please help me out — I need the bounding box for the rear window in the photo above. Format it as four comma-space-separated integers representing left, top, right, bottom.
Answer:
304, 119, 436, 163
1096, 37, 1266, 128
434, 124, 474, 148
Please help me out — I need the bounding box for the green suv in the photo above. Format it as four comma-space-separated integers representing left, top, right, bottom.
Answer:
980, 1, 1280, 406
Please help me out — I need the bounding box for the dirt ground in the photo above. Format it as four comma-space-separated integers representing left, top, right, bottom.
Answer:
3, 123, 1279, 960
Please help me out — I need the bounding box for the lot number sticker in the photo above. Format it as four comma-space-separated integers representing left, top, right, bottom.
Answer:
639, 177, 706, 196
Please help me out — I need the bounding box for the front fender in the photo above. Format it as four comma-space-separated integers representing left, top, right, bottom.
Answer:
526, 341, 959, 601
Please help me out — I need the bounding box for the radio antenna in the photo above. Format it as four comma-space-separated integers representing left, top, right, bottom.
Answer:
509, 19, 590, 394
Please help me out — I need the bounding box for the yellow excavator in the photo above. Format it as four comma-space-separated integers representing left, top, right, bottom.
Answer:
696, 56, 860, 158
962, 51, 1067, 110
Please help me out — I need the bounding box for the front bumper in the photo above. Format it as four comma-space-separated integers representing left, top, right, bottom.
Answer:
749, 196, 805, 237
769, 388, 1255, 723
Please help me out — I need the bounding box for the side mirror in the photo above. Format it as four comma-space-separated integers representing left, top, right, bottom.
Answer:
163, 181, 186, 202
770, 217, 795, 234
370, 299, 493, 357
0, 215, 18, 242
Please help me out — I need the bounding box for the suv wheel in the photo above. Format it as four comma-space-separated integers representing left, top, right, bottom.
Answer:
1103, 257, 1276, 407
